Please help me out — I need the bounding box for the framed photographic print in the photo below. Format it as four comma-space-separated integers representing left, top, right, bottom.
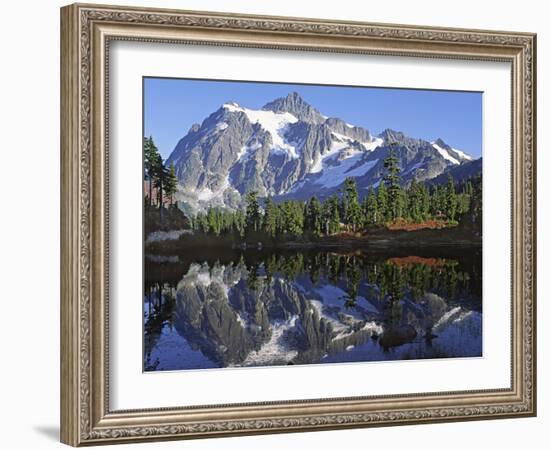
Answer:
60, 3, 537, 446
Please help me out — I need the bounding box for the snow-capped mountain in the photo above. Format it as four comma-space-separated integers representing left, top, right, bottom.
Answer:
165, 92, 477, 210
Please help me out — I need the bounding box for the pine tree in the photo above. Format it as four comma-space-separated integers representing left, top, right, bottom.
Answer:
143, 136, 160, 207
408, 178, 422, 222
445, 174, 458, 221
343, 178, 363, 231
321, 198, 331, 235
281, 201, 291, 235
321, 195, 340, 235
152, 153, 167, 220
245, 191, 262, 233
365, 186, 378, 224
195, 212, 209, 233
377, 182, 389, 223
164, 162, 178, 207
234, 209, 246, 237
466, 180, 474, 197
397, 188, 408, 221
328, 195, 341, 234
419, 182, 431, 220
431, 185, 446, 218
295, 201, 305, 235
383, 145, 402, 221
207, 208, 221, 236
456, 186, 471, 216
263, 196, 278, 237
469, 174, 482, 231
306, 196, 322, 236
361, 196, 368, 226
280, 201, 303, 236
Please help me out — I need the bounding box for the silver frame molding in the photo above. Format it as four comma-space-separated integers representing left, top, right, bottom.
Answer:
60, 3, 536, 446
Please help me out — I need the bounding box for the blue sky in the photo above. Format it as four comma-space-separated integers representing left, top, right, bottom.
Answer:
144, 77, 482, 160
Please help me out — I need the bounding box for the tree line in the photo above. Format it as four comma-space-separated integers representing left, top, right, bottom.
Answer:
190, 148, 482, 239
144, 136, 178, 208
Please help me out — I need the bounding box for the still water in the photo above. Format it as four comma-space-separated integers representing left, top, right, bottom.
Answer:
144, 247, 482, 371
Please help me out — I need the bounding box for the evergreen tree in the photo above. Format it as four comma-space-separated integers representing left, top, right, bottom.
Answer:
186, 169, 479, 241
195, 212, 209, 233
207, 208, 221, 236
306, 196, 322, 236
143, 136, 160, 206
377, 182, 389, 222
281, 201, 304, 236
397, 188, 407, 221
294, 201, 305, 235
164, 162, 178, 206
365, 186, 379, 224
321, 195, 340, 235
263, 196, 278, 237
431, 185, 446, 218
466, 180, 474, 197
321, 198, 331, 235
343, 178, 363, 231
408, 178, 422, 222
245, 191, 262, 233
329, 196, 341, 234
281, 201, 292, 235
456, 190, 471, 216
152, 153, 167, 219
383, 145, 402, 221
234, 209, 246, 237
419, 182, 431, 220
361, 196, 368, 226
445, 174, 458, 221
469, 174, 482, 231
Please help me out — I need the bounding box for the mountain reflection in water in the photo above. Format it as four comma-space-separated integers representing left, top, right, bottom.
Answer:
144, 248, 482, 371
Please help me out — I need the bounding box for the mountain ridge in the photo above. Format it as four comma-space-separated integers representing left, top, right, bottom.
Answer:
164, 92, 478, 211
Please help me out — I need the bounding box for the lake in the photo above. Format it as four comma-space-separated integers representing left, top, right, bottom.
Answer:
144, 246, 482, 371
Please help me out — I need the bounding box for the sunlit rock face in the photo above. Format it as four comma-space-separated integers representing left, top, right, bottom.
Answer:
144, 251, 482, 371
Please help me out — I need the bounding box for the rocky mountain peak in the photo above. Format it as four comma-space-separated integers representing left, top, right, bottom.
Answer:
379, 128, 407, 144
262, 92, 325, 124
434, 137, 451, 150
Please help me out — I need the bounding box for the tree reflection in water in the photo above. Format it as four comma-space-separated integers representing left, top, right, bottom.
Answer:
144, 248, 482, 371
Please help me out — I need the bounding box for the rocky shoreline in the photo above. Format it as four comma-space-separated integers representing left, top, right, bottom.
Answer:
145, 226, 481, 254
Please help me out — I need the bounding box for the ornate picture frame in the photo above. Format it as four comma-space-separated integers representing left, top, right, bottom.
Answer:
60, 3, 536, 446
